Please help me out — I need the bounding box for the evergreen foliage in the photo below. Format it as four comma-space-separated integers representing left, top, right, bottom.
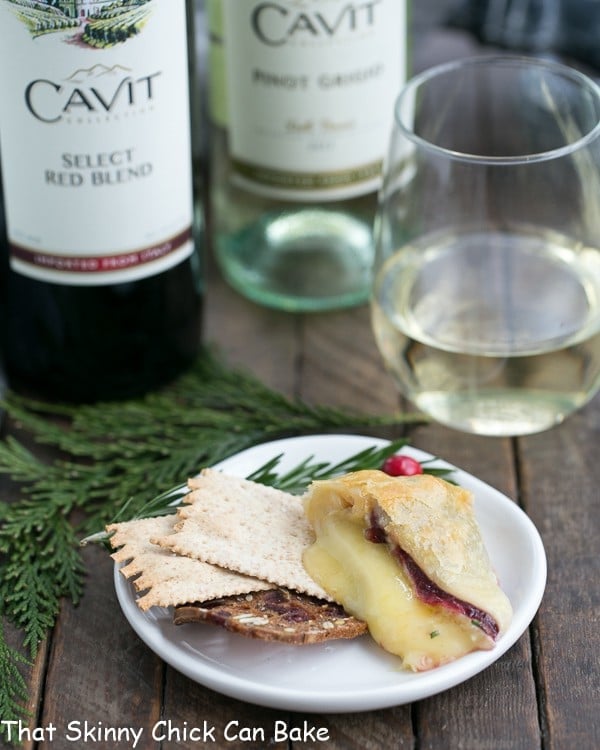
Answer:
0, 348, 422, 729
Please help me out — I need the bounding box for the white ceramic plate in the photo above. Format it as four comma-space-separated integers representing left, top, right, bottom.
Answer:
114, 433, 547, 713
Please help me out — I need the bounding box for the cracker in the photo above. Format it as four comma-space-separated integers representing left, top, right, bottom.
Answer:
108, 515, 272, 611
173, 588, 367, 644
154, 469, 330, 600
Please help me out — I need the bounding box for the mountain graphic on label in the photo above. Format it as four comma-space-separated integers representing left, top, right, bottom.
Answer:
2, 0, 153, 48
66, 64, 133, 84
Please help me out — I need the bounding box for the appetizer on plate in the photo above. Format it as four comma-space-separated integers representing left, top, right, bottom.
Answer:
303, 470, 512, 671
108, 465, 512, 671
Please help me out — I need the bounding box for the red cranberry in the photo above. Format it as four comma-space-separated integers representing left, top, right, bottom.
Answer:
382, 454, 424, 477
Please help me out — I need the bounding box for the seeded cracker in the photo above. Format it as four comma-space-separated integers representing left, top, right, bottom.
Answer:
173, 589, 367, 644
108, 515, 272, 610
153, 468, 331, 600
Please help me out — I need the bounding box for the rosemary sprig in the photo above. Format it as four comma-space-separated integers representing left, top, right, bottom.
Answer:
246, 441, 411, 494
84, 440, 455, 547
84, 438, 417, 544
0, 347, 426, 732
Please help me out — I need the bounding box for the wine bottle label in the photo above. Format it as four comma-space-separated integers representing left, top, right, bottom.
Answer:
221, 0, 407, 202
0, 0, 194, 286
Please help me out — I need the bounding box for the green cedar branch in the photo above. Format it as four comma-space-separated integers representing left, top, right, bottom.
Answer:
0, 622, 31, 729
0, 347, 425, 729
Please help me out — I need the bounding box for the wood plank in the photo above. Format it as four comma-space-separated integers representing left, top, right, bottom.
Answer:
161, 282, 324, 749
415, 636, 539, 750
0, 624, 48, 750
517, 403, 600, 749
162, 673, 416, 750
162, 659, 416, 750
298, 311, 540, 747
406, 425, 540, 748
36, 544, 163, 750
189, 301, 417, 747
203, 259, 300, 394
299, 305, 403, 417
297, 309, 415, 745
291, 707, 414, 750
409, 425, 517, 498
161, 669, 290, 750
163, 299, 401, 750
0, 456, 48, 750
0, 429, 66, 750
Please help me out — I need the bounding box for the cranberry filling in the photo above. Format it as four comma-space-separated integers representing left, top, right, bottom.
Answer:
366, 512, 499, 640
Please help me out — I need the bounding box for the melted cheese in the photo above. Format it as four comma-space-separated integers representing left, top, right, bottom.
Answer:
303, 509, 492, 671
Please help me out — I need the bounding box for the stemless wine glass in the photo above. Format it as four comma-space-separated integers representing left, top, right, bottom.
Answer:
371, 56, 600, 436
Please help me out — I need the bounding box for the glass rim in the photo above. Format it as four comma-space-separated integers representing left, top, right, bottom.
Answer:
394, 54, 600, 165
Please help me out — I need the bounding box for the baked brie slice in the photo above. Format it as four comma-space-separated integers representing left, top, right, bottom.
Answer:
302, 470, 513, 671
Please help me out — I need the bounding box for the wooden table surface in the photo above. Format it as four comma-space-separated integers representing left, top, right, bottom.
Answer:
2, 5, 600, 750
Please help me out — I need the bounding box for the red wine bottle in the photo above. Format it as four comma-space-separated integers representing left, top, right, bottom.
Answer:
0, 0, 203, 402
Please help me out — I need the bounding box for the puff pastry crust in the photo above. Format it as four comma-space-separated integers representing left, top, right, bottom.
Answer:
303, 469, 513, 669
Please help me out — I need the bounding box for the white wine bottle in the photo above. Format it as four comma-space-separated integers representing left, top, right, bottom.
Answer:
0, 0, 204, 402
208, 0, 408, 312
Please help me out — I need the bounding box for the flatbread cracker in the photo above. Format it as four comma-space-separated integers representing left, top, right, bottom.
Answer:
173, 588, 367, 644
154, 469, 330, 600
108, 515, 272, 611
